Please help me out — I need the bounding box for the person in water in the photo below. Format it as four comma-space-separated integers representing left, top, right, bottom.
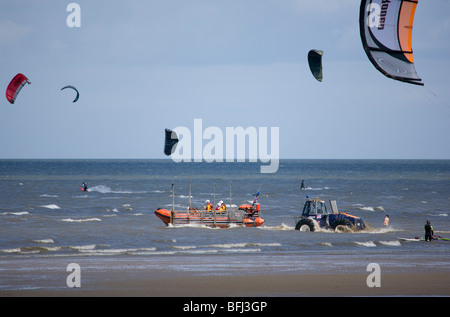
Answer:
383, 215, 390, 226
424, 220, 434, 241
82, 182, 88, 191
205, 200, 213, 211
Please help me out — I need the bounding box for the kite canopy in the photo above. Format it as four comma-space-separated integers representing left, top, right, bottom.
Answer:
308, 49, 323, 82
61, 85, 79, 103
6, 73, 31, 104
164, 128, 179, 156
359, 0, 423, 85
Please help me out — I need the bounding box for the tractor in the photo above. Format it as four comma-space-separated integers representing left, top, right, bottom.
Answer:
295, 198, 365, 232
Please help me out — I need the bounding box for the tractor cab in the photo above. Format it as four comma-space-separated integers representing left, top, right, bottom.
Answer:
301, 199, 329, 217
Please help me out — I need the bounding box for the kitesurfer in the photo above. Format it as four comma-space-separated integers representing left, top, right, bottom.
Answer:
205, 200, 213, 211
300, 180, 305, 190
424, 220, 434, 242
82, 182, 88, 192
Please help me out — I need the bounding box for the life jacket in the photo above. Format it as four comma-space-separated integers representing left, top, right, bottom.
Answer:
206, 203, 213, 211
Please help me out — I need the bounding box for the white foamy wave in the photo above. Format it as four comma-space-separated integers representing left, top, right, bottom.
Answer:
355, 241, 377, 247
122, 204, 133, 210
126, 248, 262, 256
378, 240, 401, 247
357, 206, 375, 212
76, 247, 157, 256
362, 225, 402, 234
304, 186, 330, 191
4, 246, 63, 254
61, 218, 101, 223
39, 194, 58, 198
87, 185, 141, 194
172, 245, 197, 250
1, 211, 30, 216
33, 239, 54, 244
70, 244, 97, 251
258, 223, 294, 231
353, 204, 385, 212
206, 242, 281, 249
22, 246, 62, 253
41, 204, 61, 209
319, 242, 333, 247
1, 248, 21, 253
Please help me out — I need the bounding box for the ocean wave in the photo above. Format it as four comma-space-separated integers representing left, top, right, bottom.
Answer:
304, 186, 330, 191
206, 242, 281, 249
378, 240, 401, 247
1, 211, 30, 216
87, 185, 146, 194
33, 239, 54, 244
41, 204, 61, 210
146, 248, 262, 256
20, 246, 62, 253
350, 204, 385, 212
70, 244, 97, 251
355, 241, 377, 247
61, 218, 101, 223
39, 194, 58, 198
0, 248, 21, 253
0, 246, 62, 254
258, 223, 294, 231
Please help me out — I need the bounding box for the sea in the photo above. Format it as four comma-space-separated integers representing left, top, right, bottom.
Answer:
1, 159, 450, 292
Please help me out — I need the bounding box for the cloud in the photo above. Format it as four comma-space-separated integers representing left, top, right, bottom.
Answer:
293, 0, 358, 14
0, 20, 32, 48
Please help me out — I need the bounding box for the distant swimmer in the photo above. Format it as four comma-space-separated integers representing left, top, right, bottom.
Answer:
81, 182, 88, 192
383, 215, 390, 226
424, 220, 434, 242
300, 180, 305, 190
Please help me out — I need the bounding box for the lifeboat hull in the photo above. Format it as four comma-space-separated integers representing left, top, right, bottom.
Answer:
154, 208, 264, 228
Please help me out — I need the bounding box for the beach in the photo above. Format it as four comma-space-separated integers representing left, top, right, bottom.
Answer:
1, 254, 449, 297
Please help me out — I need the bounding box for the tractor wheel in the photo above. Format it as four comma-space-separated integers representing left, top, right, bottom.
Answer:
295, 218, 315, 232
332, 219, 353, 232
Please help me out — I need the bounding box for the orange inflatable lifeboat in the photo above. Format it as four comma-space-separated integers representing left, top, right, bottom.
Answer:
155, 203, 264, 228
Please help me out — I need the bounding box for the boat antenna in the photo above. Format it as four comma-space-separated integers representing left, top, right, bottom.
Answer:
171, 182, 175, 212
229, 181, 232, 208
188, 179, 192, 209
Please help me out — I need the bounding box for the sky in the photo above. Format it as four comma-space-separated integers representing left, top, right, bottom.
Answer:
0, 0, 449, 160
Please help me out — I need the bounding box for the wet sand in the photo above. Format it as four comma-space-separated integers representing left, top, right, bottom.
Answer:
1, 254, 449, 297
1, 270, 449, 297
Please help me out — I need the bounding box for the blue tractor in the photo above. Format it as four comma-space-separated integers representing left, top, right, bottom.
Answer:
295, 199, 366, 232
